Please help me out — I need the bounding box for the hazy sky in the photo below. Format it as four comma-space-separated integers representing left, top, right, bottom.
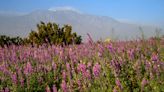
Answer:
0, 0, 164, 25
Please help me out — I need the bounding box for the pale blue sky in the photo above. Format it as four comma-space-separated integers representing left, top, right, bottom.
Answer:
0, 0, 164, 25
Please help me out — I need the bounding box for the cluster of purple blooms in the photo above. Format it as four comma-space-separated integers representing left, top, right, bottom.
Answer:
0, 37, 164, 92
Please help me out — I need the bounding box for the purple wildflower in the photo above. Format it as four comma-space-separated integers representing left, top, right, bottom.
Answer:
52, 62, 57, 70
66, 63, 70, 71
145, 60, 151, 72
115, 79, 123, 90
141, 78, 149, 88
24, 62, 33, 75
20, 77, 24, 87
151, 53, 158, 61
128, 49, 135, 59
4, 87, 9, 92
84, 70, 91, 79
93, 63, 101, 77
59, 49, 64, 60
107, 43, 113, 53
77, 63, 86, 73
52, 84, 57, 92
98, 44, 104, 53
61, 80, 67, 92
110, 60, 121, 77
77, 80, 81, 87
62, 70, 67, 80
11, 73, 17, 84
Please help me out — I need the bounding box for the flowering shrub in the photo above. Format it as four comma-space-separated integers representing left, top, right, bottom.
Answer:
0, 38, 164, 92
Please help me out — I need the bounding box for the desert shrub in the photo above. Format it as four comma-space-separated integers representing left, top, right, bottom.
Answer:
0, 35, 24, 47
28, 21, 82, 46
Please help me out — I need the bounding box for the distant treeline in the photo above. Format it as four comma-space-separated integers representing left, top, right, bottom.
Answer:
0, 35, 24, 47
0, 21, 82, 47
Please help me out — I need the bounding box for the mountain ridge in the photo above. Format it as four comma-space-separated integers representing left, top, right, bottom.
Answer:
0, 9, 162, 41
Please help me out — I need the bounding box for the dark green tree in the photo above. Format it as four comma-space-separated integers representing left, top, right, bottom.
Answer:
28, 21, 82, 46
0, 35, 24, 47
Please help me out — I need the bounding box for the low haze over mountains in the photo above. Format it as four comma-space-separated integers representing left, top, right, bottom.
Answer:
0, 9, 163, 41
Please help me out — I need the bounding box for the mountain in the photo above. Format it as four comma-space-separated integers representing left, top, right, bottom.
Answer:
0, 9, 162, 41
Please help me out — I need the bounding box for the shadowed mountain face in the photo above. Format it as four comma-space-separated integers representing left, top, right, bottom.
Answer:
0, 10, 162, 41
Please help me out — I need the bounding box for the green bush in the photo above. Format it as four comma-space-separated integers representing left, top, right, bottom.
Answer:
28, 21, 82, 46
0, 35, 24, 47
